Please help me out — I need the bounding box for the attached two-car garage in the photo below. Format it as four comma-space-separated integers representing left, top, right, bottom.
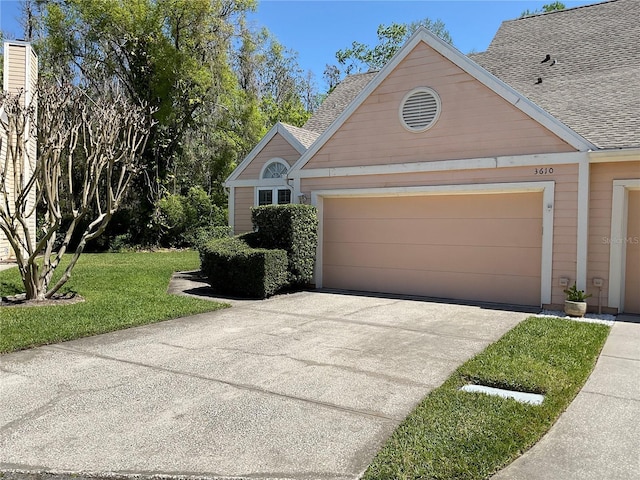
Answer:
319, 191, 544, 306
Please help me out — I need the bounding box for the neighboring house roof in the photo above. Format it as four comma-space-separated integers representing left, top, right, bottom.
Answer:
302, 72, 377, 134
470, 0, 640, 149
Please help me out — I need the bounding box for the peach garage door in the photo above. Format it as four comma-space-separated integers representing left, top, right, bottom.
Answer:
624, 190, 640, 314
322, 192, 543, 306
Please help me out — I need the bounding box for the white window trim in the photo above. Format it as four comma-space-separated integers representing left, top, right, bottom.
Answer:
259, 158, 290, 179
608, 179, 640, 311
255, 186, 293, 206
311, 181, 555, 306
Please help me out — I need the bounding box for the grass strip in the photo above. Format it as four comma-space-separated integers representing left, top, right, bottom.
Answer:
0, 251, 227, 354
363, 316, 610, 480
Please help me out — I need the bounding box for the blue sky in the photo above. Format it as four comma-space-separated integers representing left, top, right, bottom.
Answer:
2, 0, 595, 89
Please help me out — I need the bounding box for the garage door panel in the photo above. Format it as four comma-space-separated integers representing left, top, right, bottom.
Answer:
324, 194, 541, 220
322, 193, 542, 306
323, 218, 541, 247
323, 265, 541, 306
324, 242, 541, 276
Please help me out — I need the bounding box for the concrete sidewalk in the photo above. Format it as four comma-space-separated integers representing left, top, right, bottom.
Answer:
492, 315, 640, 480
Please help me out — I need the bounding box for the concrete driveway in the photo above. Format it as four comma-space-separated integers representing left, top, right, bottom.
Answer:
1, 291, 528, 479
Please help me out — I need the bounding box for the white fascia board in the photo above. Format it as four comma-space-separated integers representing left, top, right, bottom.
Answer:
292, 151, 587, 179
290, 28, 595, 176
311, 181, 553, 201
589, 148, 640, 163
225, 123, 307, 185
225, 178, 290, 188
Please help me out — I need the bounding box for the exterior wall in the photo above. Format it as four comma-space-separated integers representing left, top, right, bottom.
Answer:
237, 133, 301, 180
1, 42, 38, 261
303, 162, 580, 307
588, 161, 640, 311
233, 187, 254, 234
304, 42, 575, 170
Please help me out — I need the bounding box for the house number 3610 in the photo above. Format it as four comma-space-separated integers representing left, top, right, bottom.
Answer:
534, 167, 554, 175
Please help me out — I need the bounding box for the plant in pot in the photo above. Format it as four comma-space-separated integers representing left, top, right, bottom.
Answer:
563, 284, 592, 317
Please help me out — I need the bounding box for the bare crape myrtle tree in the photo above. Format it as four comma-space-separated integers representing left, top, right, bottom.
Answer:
0, 83, 151, 301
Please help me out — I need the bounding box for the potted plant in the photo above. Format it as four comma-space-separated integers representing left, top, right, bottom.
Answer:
563, 284, 592, 317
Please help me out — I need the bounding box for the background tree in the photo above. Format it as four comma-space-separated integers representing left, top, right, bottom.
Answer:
331, 18, 453, 78
20, 0, 317, 246
235, 26, 316, 127
24, 0, 255, 243
0, 84, 150, 300
520, 2, 566, 18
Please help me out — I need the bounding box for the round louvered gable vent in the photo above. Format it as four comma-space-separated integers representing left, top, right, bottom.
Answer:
400, 87, 441, 132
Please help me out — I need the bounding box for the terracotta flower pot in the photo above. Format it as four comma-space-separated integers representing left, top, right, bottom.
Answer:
564, 300, 587, 317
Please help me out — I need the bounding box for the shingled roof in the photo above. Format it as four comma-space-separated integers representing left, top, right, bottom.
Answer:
470, 0, 639, 149
303, 72, 377, 134
280, 123, 320, 149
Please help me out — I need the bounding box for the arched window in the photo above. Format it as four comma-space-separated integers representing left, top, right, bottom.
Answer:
262, 161, 288, 179
256, 158, 292, 206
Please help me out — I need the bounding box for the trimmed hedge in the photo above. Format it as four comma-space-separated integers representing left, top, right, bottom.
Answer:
199, 237, 288, 299
251, 204, 318, 286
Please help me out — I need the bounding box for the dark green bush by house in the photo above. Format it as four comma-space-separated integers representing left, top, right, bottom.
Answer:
251, 204, 318, 286
156, 186, 228, 247
199, 236, 288, 299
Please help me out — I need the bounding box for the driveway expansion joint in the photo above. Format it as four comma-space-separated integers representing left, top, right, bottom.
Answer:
213, 346, 434, 389
44, 345, 401, 423
237, 305, 496, 343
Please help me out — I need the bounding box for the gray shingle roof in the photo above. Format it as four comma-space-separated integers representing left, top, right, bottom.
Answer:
470, 0, 640, 149
280, 123, 320, 149
303, 72, 378, 134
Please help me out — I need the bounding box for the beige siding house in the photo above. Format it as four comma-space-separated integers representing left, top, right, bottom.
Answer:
0, 41, 38, 262
226, 0, 640, 313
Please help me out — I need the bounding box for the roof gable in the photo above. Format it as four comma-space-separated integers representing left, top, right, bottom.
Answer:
290, 27, 596, 174
226, 122, 309, 183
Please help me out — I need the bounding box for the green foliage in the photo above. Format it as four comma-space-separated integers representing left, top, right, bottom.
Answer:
109, 234, 135, 253
251, 204, 318, 286
363, 317, 609, 480
156, 186, 227, 247
520, 1, 566, 17
29, 0, 263, 243
183, 225, 232, 251
197, 204, 318, 299
335, 18, 453, 75
564, 284, 592, 302
199, 236, 288, 299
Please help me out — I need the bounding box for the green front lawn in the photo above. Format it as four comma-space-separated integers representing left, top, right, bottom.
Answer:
363, 316, 610, 480
0, 251, 227, 354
